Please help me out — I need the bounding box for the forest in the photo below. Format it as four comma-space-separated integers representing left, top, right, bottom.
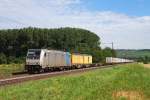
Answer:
0, 27, 115, 64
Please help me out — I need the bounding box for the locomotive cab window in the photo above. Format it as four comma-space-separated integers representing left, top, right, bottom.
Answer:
27, 49, 41, 59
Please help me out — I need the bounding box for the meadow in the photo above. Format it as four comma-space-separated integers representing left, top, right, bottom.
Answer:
0, 64, 24, 79
0, 63, 150, 100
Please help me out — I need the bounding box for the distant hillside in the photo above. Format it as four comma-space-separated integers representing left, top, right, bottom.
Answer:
116, 49, 150, 59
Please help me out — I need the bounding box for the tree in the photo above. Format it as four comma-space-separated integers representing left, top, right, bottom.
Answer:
103, 47, 116, 57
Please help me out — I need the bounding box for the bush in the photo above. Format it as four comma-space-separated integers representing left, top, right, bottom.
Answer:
138, 56, 150, 64
0, 53, 7, 64
7, 56, 25, 64
143, 56, 149, 64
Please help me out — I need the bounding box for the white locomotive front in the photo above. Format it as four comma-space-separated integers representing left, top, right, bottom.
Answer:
25, 49, 43, 73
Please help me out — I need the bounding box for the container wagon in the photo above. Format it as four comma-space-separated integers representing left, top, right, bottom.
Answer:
71, 54, 92, 68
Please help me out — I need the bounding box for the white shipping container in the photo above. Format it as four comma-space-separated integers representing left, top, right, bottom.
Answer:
106, 57, 133, 64
106, 57, 113, 63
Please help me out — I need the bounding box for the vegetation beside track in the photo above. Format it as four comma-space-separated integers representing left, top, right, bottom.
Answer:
0, 27, 116, 64
0, 64, 24, 79
0, 63, 150, 100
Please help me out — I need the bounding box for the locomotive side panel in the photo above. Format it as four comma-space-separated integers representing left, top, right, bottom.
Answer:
41, 50, 70, 68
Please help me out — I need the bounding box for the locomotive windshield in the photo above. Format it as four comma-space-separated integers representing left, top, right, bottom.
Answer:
27, 49, 41, 59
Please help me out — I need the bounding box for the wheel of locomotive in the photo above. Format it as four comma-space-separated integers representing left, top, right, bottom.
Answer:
40, 69, 44, 73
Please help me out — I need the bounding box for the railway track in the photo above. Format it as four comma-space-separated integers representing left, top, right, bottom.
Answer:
0, 64, 118, 87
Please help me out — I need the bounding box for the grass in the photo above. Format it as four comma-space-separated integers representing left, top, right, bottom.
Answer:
0, 64, 24, 79
0, 63, 150, 100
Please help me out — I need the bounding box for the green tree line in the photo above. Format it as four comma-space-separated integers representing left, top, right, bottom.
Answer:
137, 56, 150, 64
0, 27, 115, 64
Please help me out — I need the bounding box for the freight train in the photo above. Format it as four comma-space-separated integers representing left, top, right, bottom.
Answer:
25, 49, 134, 73
25, 49, 93, 73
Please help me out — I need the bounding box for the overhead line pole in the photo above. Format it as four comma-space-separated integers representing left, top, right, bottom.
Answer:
102, 42, 114, 50
101, 42, 114, 57
112, 42, 114, 50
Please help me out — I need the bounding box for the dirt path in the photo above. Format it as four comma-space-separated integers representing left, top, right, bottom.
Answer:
112, 91, 144, 100
143, 64, 150, 68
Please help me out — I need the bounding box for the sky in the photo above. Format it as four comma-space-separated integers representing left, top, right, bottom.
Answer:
0, 0, 150, 49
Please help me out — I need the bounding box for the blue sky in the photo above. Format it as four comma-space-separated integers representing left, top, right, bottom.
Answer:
84, 0, 150, 16
0, 0, 150, 49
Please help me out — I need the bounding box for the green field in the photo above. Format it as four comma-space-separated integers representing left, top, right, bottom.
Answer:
0, 64, 24, 79
0, 64, 150, 100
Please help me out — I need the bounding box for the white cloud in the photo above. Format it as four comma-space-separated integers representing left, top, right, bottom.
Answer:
0, 0, 150, 49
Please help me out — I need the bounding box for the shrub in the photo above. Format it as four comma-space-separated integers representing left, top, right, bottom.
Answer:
7, 56, 25, 64
0, 53, 7, 64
